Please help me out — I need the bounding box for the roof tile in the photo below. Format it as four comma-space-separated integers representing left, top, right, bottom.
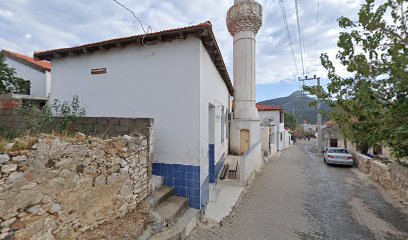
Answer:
2, 50, 51, 72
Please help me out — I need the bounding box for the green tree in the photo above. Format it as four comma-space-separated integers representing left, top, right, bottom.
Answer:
304, 0, 407, 157
284, 112, 297, 130
0, 52, 30, 94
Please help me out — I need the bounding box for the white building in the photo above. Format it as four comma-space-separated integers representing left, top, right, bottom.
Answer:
303, 124, 318, 132
257, 104, 292, 154
34, 23, 232, 210
2, 50, 51, 98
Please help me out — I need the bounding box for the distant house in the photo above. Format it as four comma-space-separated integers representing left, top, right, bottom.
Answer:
34, 22, 232, 210
2, 50, 51, 98
257, 104, 291, 155
303, 124, 317, 133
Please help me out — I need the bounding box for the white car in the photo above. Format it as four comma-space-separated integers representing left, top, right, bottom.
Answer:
323, 147, 354, 166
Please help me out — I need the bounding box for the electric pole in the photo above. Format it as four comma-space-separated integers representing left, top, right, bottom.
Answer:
298, 75, 323, 151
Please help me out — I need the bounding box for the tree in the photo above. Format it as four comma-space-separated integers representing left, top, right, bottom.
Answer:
284, 112, 297, 130
0, 52, 30, 94
304, 0, 407, 157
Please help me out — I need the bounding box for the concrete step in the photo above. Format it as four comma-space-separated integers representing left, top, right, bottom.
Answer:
149, 186, 174, 208
156, 195, 188, 225
149, 208, 199, 240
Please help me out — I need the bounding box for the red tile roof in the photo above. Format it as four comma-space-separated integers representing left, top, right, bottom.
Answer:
256, 103, 283, 111
34, 22, 233, 95
2, 50, 51, 72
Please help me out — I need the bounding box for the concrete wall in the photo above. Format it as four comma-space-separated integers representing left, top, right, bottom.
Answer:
0, 108, 153, 139
239, 141, 262, 185
5, 57, 49, 97
50, 38, 200, 167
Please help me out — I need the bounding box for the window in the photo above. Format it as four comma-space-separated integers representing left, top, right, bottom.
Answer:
226, 110, 229, 139
279, 111, 283, 123
18, 80, 30, 95
221, 107, 225, 143
280, 133, 283, 141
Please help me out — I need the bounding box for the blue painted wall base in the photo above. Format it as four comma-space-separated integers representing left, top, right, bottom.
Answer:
209, 144, 225, 183
152, 163, 201, 209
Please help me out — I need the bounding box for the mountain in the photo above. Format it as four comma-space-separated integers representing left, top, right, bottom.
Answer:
258, 91, 331, 124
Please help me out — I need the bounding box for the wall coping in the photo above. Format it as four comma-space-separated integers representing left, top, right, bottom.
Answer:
241, 141, 261, 159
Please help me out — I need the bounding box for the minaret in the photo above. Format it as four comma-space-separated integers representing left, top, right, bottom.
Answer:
227, 0, 263, 155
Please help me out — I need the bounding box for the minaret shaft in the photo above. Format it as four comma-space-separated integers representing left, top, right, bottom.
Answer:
233, 31, 258, 120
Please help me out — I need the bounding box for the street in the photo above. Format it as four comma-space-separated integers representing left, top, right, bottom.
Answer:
188, 141, 408, 240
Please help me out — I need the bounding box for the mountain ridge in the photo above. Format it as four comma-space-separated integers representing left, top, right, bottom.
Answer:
258, 91, 330, 124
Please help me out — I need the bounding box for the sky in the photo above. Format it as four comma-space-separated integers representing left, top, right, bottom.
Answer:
0, 0, 364, 102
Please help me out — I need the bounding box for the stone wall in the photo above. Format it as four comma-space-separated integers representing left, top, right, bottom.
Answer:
351, 150, 408, 202
0, 133, 152, 239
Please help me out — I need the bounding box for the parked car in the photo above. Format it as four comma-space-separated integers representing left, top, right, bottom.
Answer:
323, 147, 354, 166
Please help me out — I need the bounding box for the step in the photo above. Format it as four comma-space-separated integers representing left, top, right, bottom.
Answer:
150, 186, 174, 208
149, 208, 199, 240
156, 195, 188, 225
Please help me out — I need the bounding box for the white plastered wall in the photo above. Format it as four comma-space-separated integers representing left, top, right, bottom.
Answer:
5, 57, 47, 97
199, 41, 230, 184
50, 38, 202, 167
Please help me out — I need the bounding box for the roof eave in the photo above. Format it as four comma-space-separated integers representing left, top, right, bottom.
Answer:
2, 50, 50, 72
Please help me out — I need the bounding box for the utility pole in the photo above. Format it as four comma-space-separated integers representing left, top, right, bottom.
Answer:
298, 75, 322, 151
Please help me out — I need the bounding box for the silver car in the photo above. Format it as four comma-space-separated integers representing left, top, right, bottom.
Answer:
323, 147, 354, 166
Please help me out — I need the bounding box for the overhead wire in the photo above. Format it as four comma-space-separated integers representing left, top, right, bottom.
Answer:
299, 0, 306, 71
278, 0, 299, 75
294, 0, 306, 77
315, 0, 320, 61
112, 0, 157, 56
112, 0, 151, 34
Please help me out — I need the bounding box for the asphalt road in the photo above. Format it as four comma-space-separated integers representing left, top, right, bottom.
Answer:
188, 140, 408, 240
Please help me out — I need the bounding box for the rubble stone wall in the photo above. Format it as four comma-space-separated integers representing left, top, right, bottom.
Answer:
351, 150, 408, 202
0, 133, 152, 239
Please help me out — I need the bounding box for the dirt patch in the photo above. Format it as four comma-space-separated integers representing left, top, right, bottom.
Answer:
78, 203, 153, 240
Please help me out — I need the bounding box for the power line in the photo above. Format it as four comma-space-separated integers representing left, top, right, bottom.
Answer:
112, 0, 152, 34
299, 0, 306, 70
294, 0, 305, 77
278, 0, 299, 74
315, 0, 320, 60
112, 0, 157, 56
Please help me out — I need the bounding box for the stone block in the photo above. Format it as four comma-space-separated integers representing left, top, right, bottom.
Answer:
0, 154, 10, 164
12, 155, 27, 162
1, 164, 17, 173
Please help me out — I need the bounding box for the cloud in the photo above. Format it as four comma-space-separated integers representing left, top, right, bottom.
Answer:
0, 0, 363, 84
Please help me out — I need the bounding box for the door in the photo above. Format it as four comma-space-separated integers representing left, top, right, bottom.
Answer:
330, 139, 338, 147
240, 129, 250, 155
